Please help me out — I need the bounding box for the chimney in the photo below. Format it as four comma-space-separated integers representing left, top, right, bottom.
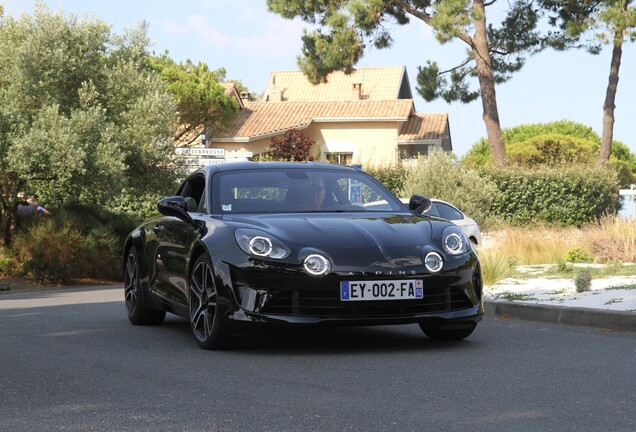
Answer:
352, 83, 362, 100
270, 89, 283, 102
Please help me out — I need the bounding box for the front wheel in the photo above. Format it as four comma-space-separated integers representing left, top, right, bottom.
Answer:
419, 322, 477, 341
124, 246, 166, 325
189, 254, 231, 350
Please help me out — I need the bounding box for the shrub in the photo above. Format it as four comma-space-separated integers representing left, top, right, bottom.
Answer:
399, 152, 498, 227
462, 120, 636, 187
484, 164, 620, 226
11, 206, 126, 283
574, 270, 592, 293
553, 259, 573, 273
565, 247, 593, 263
507, 134, 597, 166
270, 129, 315, 161
364, 165, 408, 196
0, 249, 14, 276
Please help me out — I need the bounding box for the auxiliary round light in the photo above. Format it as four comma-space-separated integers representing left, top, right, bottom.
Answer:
425, 252, 444, 273
248, 236, 273, 256
303, 254, 331, 276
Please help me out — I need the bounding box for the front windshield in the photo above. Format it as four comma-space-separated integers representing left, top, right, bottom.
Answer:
213, 168, 407, 214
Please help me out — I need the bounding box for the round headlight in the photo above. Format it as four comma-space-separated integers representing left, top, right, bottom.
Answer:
425, 252, 443, 273
444, 232, 464, 254
303, 254, 331, 276
248, 236, 273, 256
235, 229, 291, 259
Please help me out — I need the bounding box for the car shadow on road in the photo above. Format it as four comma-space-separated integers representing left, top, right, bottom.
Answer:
159, 316, 479, 354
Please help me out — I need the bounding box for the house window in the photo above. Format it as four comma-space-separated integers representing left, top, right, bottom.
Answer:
399, 144, 429, 160
325, 152, 353, 165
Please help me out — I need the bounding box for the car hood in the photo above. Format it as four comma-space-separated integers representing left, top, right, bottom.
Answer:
224, 213, 434, 268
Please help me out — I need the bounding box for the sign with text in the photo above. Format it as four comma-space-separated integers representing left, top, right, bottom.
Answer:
175, 147, 225, 157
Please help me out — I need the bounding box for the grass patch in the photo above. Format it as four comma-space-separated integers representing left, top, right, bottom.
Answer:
605, 298, 623, 305
605, 283, 636, 291
548, 288, 568, 295
493, 291, 538, 302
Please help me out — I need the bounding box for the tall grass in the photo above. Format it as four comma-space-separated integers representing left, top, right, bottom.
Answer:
478, 217, 636, 284
480, 224, 583, 265
477, 249, 518, 286
583, 216, 636, 263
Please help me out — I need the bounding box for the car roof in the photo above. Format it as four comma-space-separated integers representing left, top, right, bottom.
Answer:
198, 161, 361, 175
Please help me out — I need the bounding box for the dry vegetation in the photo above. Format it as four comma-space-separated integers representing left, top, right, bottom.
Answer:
478, 216, 636, 285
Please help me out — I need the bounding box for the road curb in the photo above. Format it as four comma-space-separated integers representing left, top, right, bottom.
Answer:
485, 300, 636, 332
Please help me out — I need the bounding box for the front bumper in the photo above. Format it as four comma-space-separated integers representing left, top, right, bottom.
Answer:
216, 252, 484, 326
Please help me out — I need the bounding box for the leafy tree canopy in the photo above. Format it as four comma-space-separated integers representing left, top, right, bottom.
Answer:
0, 5, 178, 244
539, 0, 636, 164
148, 54, 240, 145
267, 0, 575, 166
268, 0, 559, 99
462, 120, 636, 186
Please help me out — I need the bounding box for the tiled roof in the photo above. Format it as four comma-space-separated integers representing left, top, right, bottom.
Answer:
221, 82, 235, 95
398, 113, 448, 142
213, 99, 415, 141
264, 66, 411, 102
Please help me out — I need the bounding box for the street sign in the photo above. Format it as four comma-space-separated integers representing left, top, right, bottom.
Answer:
175, 147, 225, 157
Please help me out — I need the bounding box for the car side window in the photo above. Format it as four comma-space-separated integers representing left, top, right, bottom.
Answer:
436, 202, 463, 221
179, 174, 206, 212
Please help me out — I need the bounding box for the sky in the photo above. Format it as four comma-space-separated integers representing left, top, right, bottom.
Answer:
4, 0, 636, 158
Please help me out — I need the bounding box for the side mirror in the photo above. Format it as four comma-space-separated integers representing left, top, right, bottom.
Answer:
408, 195, 432, 215
158, 196, 193, 224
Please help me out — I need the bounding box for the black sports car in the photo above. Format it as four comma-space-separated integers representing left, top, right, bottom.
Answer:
124, 162, 483, 349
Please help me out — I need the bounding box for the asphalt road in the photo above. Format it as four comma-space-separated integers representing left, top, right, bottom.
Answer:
1, 286, 635, 432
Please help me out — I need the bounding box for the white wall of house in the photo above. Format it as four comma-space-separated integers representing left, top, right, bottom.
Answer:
212, 120, 412, 168
307, 121, 399, 168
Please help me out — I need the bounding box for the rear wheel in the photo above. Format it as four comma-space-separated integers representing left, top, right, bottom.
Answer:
189, 254, 231, 350
419, 322, 477, 341
124, 247, 166, 325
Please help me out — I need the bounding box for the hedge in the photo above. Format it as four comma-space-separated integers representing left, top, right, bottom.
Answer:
484, 164, 620, 226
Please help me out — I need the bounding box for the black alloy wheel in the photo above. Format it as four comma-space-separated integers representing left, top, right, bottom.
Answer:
419, 321, 477, 341
189, 254, 230, 349
124, 246, 166, 325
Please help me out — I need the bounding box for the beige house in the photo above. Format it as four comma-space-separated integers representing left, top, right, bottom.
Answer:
210, 66, 452, 167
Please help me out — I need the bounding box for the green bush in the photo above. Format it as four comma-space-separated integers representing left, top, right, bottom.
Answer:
364, 165, 408, 196
11, 205, 129, 283
399, 152, 499, 227
565, 247, 593, 263
574, 270, 592, 293
508, 134, 597, 166
484, 164, 620, 226
0, 249, 14, 276
462, 120, 636, 187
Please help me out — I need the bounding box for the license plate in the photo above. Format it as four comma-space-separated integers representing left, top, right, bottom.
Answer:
340, 279, 423, 301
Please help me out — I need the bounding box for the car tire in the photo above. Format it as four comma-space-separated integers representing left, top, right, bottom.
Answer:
188, 254, 231, 350
124, 246, 166, 325
419, 322, 477, 341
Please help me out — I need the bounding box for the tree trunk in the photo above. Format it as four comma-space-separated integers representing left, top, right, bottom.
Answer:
472, 0, 508, 166
0, 173, 20, 247
1, 206, 14, 247
599, 33, 623, 166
